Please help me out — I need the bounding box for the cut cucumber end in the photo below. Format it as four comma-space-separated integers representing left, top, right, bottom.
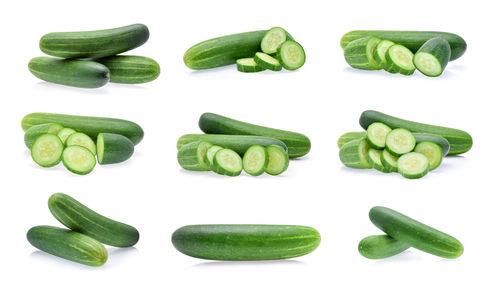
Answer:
254, 52, 282, 71
277, 41, 306, 70
197, 141, 213, 170
414, 52, 443, 77
358, 139, 372, 169
367, 122, 392, 149
243, 145, 268, 176
366, 37, 382, 70
397, 152, 429, 179
261, 27, 288, 54
236, 58, 264, 73
265, 145, 289, 175
213, 149, 243, 176
97, 133, 104, 164
386, 128, 416, 156
31, 134, 64, 167
414, 141, 443, 171
62, 146, 96, 175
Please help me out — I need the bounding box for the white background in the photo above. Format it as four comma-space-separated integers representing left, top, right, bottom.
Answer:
0, 0, 498, 283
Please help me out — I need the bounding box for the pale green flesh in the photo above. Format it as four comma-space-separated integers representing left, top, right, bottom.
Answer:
414, 142, 442, 170
236, 58, 259, 67
358, 139, 372, 168
414, 52, 442, 76
96, 134, 104, 163
368, 149, 384, 167
397, 152, 429, 175
197, 142, 213, 170
63, 146, 96, 173
367, 123, 391, 148
31, 134, 63, 166
261, 28, 287, 54
382, 149, 399, 169
216, 149, 242, 172
280, 42, 305, 69
376, 40, 394, 64
243, 146, 266, 173
367, 38, 381, 68
206, 146, 223, 166
386, 129, 416, 155
255, 52, 280, 66
388, 45, 415, 70
57, 128, 76, 144
267, 150, 285, 173
66, 133, 96, 155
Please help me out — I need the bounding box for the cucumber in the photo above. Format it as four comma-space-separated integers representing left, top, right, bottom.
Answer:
22, 113, 144, 145
31, 134, 64, 167
66, 132, 97, 155
171, 224, 321, 260
96, 55, 160, 83
414, 141, 443, 171
184, 30, 267, 70
236, 58, 264, 73
97, 133, 135, 165
413, 37, 451, 77
340, 30, 466, 61
380, 149, 399, 172
397, 152, 429, 179
385, 45, 416, 75
358, 235, 410, 259
337, 131, 366, 148
369, 206, 464, 258
414, 133, 450, 157
24, 123, 64, 149
177, 140, 213, 171
57, 128, 76, 144
260, 27, 294, 54
366, 122, 391, 149
62, 146, 96, 175
198, 112, 308, 158
254, 52, 282, 71
39, 24, 149, 59
359, 110, 472, 155
27, 225, 107, 266
265, 145, 289, 175
204, 145, 224, 169
367, 149, 391, 173
385, 128, 416, 156
243, 145, 268, 176
373, 40, 396, 72
28, 57, 110, 88
339, 138, 372, 169
343, 36, 382, 70
277, 41, 306, 70
212, 149, 243, 176
48, 193, 140, 247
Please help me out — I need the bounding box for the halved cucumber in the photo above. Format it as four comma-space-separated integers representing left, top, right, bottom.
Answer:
243, 145, 268, 176
397, 152, 429, 179
177, 140, 213, 171
62, 146, 97, 175
381, 149, 399, 172
343, 36, 382, 70
97, 133, 134, 165
265, 145, 289, 175
414, 141, 443, 171
277, 41, 306, 70
413, 37, 451, 77
31, 134, 64, 167
367, 149, 391, 173
236, 58, 264, 73
57, 128, 76, 144
366, 122, 392, 149
254, 52, 282, 71
373, 40, 396, 72
204, 145, 224, 169
66, 132, 97, 155
339, 138, 372, 169
386, 44, 416, 75
212, 149, 243, 176
385, 128, 416, 156
261, 27, 292, 54
24, 123, 64, 149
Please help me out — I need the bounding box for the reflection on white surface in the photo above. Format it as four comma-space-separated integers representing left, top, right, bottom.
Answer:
190, 259, 306, 269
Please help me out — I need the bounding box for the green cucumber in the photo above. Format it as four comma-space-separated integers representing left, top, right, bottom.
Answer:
171, 224, 321, 260
340, 30, 466, 61
96, 55, 160, 83
413, 37, 451, 77
385, 128, 416, 156
204, 145, 224, 169
358, 235, 410, 259
212, 149, 243, 176
57, 128, 76, 144
397, 152, 429, 179
385, 45, 416, 75
177, 140, 213, 171
277, 41, 306, 70
343, 36, 382, 70
62, 146, 96, 175
31, 134, 64, 167
39, 24, 149, 59
260, 27, 294, 54
66, 132, 97, 155
49, 193, 140, 247
367, 149, 391, 173
369, 206, 464, 258
414, 133, 450, 157
374, 40, 396, 72
28, 57, 110, 88
236, 58, 264, 73
177, 134, 287, 157
366, 122, 392, 149
24, 123, 64, 149
22, 113, 144, 145
27, 225, 107, 266
414, 141, 443, 171
339, 138, 372, 169
265, 145, 289, 175
97, 133, 135, 165
184, 30, 267, 70
380, 149, 399, 172
254, 52, 282, 71
359, 110, 472, 155
337, 131, 366, 148
243, 145, 268, 176
198, 112, 309, 158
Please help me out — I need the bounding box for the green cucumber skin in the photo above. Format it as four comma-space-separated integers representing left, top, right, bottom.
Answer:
198, 113, 309, 158
39, 24, 149, 59
369, 206, 464, 258
414, 37, 451, 77
212, 149, 243, 176
48, 193, 139, 247
184, 30, 267, 70
22, 113, 144, 145
27, 225, 108, 266
172, 224, 321, 260
337, 132, 366, 148
96, 55, 160, 84
367, 149, 392, 173
359, 110, 472, 155
24, 123, 63, 149
97, 133, 134, 165
28, 57, 110, 88
339, 138, 371, 169
381, 149, 398, 172
177, 134, 288, 157
385, 45, 415, 75
358, 235, 410, 259
343, 37, 381, 70
340, 30, 466, 61
177, 141, 211, 171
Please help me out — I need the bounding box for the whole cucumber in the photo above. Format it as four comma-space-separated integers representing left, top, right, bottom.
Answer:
96, 55, 160, 84
358, 235, 410, 259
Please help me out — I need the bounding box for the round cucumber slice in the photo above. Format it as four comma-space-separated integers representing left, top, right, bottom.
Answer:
261, 27, 289, 54
265, 145, 289, 175
413, 52, 443, 77
368, 149, 391, 173
31, 134, 64, 167
414, 141, 443, 171
381, 149, 399, 172
213, 149, 243, 176
57, 128, 76, 144
386, 128, 416, 156
243, 145, 268, 176
204, 145, 224, 169
397, 152, 430, 179
236, 58, 264, 73
277, 41, 306, 70
66, 132, 97, 155
254, 52, 282, 71
374, 40, 396, 72
386, 45, 416, 75
62, 146, 96, 175
366, 122, 392, 149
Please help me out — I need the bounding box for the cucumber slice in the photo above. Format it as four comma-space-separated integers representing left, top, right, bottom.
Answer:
381, 149, 399, 172
414, 37, 451, 77
31, 134, 64, 167
243, 145, 268, 176
66, 132, 97, 156
339, 138, 372, 169
236, 58, 264, 73
177, 140, 213, 171
277, 41, 306, 70
261, 27, 292, 54
57, 128, 76, 144
254, 52, 282, 71
386, 44, 416, 75
97, 133, 134, 165
62, 146, 97, 175
204, 145, 223, 169
265, 145, 289, 175
366, 122, 392, 149
343, 36, 382, 70
414, 141, 443, 171
385, 128, 416, 156
212, 149, 243, 176
367, 149, 391, 173
374, 40, 396, 72
397, 152, 430, 179
24, 123, 64, 149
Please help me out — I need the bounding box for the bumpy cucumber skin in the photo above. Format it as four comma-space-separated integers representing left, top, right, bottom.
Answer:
265, 145, 289, 175
22, 112, 144, 145
340, 30, 466, 61
359, 110, 472, 155
28, 57, 110, 88
24, 123, 64, 149
343, 36, 382, 70
385, 45, 416, 75
369, 206, 464, 258
97, 133, 134, 165
31, 134, 64, 167
62, 146, 96, 175
254, 52, 282, 71
414, 37, 451, 77
236, 58, 264, 73
212, 149, 243, 176
339, 138, 372, 169
198, 113, 309, 158
358, 235, 410, 259
96, 55, 160, 83
243, 145, 268, 176
48, 193, 139, 247
177, 141, 212, 171
277, 40, 306, 70
184, 30, 267, 70
172, 224, 321, 260
39, 24, 149, 59
367, 149, 392, 173
27, 225, 108, 266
